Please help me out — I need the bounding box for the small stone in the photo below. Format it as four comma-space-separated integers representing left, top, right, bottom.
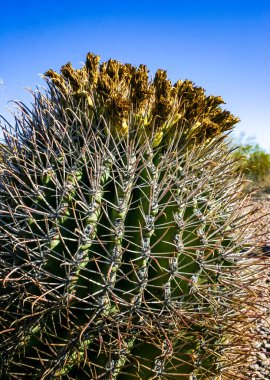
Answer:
262, 358, 270, 367
257, 352, 267, 361
253, 371, 265, 379
253, 341, 262, 349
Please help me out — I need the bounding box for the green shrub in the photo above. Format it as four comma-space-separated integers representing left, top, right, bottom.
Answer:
231, 135, 270, 194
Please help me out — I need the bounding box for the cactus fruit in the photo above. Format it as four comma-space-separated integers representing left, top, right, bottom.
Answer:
0, 53, 265, 379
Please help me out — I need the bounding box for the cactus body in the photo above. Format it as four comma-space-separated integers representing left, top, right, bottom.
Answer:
0, 54, 263, 379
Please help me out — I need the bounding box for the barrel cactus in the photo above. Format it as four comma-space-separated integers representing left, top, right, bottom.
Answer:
0, 53, 264, 379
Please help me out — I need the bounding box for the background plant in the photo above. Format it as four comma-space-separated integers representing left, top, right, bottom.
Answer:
231, 135, 270, 195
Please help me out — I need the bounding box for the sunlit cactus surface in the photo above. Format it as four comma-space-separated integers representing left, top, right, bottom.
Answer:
0, 53, 264, 379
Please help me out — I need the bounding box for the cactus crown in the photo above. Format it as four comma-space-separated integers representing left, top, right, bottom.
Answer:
45, 53, 239, 146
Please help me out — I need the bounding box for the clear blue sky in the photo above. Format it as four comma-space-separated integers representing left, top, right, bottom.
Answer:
0, 0, 269, 149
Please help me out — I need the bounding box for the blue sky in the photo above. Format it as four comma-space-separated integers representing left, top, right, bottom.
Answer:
0, 0, 269, 149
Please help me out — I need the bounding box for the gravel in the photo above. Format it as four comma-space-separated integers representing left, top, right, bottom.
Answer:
248, 196, 270, 380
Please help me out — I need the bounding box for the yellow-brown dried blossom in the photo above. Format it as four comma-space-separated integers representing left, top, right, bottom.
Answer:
45, 52, 240, 146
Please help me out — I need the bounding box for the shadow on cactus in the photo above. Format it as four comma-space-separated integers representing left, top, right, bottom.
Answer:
0, 53, 266, 379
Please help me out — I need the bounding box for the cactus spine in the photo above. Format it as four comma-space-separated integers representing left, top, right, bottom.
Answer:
0, 53, 264, 379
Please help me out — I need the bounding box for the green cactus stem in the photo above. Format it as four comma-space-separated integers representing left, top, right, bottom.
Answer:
0, 53, 265, 380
